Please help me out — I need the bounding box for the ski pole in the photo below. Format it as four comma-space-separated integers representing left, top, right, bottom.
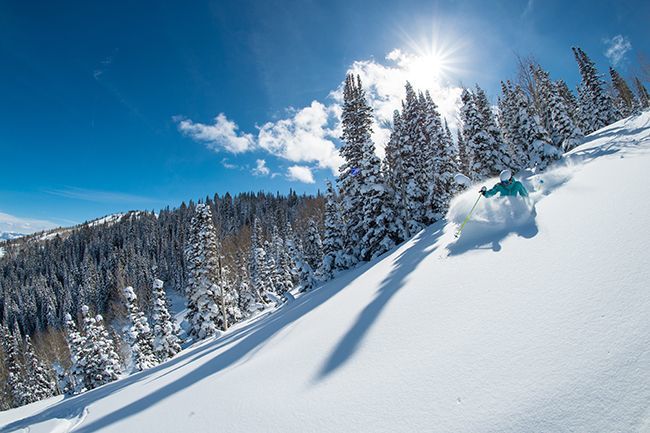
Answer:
455, 194, 482, 238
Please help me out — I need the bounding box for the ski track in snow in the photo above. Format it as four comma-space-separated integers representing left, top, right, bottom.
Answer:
1, 112, 650, 433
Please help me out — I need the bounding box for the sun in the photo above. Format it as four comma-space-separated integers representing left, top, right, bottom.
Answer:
395, 23, 469, 88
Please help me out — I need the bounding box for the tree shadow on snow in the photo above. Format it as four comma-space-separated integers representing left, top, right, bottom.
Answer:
0, 262, 383, 433
316, 225, 445, 380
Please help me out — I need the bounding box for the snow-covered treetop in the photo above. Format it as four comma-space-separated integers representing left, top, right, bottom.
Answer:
153, 279, 164, 289
124, 286, 137, 301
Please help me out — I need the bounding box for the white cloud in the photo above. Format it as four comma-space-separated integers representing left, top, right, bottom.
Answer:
331, 49, 463, 156
286, 165, 315, 184
0, 211, 59, 234
604, 35, 632, 66
252, 159, 270, 176
177, 113, 255, 153
177, 48, 464, 175
258, 101, 343, 174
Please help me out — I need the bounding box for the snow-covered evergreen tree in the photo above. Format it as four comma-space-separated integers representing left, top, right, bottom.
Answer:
498, 81, 526, 170
382, 110, 410, 240
428, 118, 459, 220
399, 83, 429, 231
337, 74, 371, 263
460, 88, 491, 180
634, 77, 649, 109
511, 85, 561, 171
237, 265, 264, 316
23, 334, 57, 402
609, 67, 638, 117
185, 203, 221, 339
249, 218, 274, 303
573, 47, 618, 133
473, 85, 512, 176
293, 239, 316, 293
321, 181, 346, 279
150, 279, 181, 362
358, 137, 398, 260
213, 260, 242, 329
2, 323, 27, 407
534, 66, 583, 150
556, 79, 580, 122
271, 229, 294, 294
123, 286, 158, 370
303, 219, 323, 272
338, 73, 397, 260
79, 305, 121, 390
63, 313, 85, 394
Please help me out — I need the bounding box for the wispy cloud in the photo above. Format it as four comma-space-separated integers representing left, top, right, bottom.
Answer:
252, 159, 270, 176
604, 35, 632, 66
220, 158, 239, 170
0, 211, 59, 234
45, 187, 158, 204
177, 113, 256, 153
286, 165, 315, 184
521, 0, 534, 18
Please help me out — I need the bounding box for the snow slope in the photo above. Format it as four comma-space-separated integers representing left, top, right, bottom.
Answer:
2, 113, 650, 433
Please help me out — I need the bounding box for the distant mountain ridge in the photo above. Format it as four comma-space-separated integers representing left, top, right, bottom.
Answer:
0, 232, 26, 242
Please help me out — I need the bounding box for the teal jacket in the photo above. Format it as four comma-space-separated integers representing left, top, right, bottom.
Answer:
484, 179, 528, 197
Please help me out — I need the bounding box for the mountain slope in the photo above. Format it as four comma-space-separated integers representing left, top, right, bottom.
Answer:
2, 113, 650, 433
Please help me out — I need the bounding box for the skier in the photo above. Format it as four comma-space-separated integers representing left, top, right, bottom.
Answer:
480, 170, 528, 198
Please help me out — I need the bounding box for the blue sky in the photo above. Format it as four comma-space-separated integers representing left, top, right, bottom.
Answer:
1, 0, 648, 231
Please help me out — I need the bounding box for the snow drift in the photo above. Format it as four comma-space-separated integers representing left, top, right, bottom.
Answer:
2, 112, 650, 433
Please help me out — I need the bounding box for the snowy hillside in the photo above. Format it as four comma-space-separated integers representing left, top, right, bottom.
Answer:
2, 112, 650, 432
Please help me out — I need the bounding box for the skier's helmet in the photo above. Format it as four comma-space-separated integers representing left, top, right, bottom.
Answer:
499, 169, 512, 182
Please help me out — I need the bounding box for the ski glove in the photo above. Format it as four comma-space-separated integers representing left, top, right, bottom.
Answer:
479, 186, 487, 196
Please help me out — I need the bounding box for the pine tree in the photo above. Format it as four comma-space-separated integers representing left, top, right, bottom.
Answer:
460, 88, 496, 180
382, 110, 409, 240
292, 240, 316, 292
534, 66, 583, 151
498, 80, 527, 170
237, 265, 263, 317
23, 334, 57, 402
303, 219, 323, 273
511, 85, 560, 171
358, 139, 398, 260
213, 259, 242, 329
2, 323, 27, 407
337, 74, 372, 263
473, 85, 512, 176
427, 119, 458, 219
123, 286, 158, 371
63, 313, 85, 394
338, 74, 397, 260
321, 181, 346, 279
79, 306, 121, 390
185, 203, 221, 339
556, 79, 580, 122
271, 229, 294, 294
151, 279, 181, 362
609, 67, 638, 116
399, 83, 429, 231
573, 47, 618, 133
634, 77, 650, 109
249, 218, 272, 303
